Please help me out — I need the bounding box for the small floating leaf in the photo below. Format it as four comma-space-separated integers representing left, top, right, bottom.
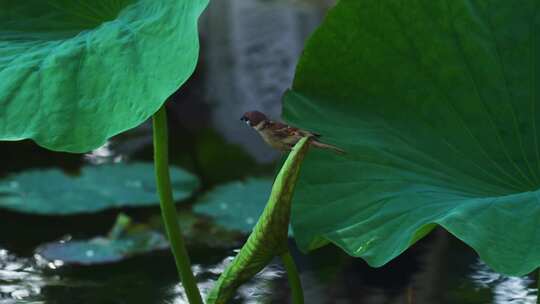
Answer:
193, 178, 273, 234
0, 162, 198, 215
36, 231, 168, 265
36, 213, 167, 265
176, 212, 245, 249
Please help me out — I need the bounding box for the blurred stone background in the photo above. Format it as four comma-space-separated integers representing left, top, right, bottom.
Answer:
202, 0, 334, 162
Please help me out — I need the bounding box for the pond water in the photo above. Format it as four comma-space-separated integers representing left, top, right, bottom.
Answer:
0, 0, 538, 303
0, 218, 538, 304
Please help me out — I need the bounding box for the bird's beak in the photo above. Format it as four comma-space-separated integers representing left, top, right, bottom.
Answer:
240, 117, 251, 126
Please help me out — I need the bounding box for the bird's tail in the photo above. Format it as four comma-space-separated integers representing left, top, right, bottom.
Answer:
310, 140, 346, 155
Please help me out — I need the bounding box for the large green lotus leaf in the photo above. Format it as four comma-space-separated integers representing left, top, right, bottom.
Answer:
0, 162, 199, 214
0, 0, 208, 152
283, 0, 540, 276
193, 178, 273, 234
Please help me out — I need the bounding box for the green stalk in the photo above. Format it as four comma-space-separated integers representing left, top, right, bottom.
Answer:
281, 250, 304, 304
206, 138, 310, 304
153, 105, 203, 304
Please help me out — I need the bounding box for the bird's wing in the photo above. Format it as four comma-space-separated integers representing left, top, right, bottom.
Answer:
267, 122, 299, 138
268, 121, 319, 138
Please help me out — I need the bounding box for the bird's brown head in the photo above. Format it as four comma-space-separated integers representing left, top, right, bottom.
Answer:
241, 111, 267, 127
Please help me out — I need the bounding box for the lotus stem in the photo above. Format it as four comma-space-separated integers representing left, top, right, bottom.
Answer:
153, 105, 203, 304
281, 250, 304, 304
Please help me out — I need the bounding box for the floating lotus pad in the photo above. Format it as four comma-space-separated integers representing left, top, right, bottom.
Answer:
284, 0, 540, 276
0, 162, 199, 214
0, 0, 208, 152
194, 178, 273, 234
36, 212, 244, 265
36, 231, 168, 265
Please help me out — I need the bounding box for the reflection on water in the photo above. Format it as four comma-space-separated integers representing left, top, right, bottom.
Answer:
84, 141, 124, 165
0, 248, 54, 301
470, 260, 537, 304
0, 247, 284, 304
0, 248, 103, 304
168, 254, 283, 304
2, 233, 540, 304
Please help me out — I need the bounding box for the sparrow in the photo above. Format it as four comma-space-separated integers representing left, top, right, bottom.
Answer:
240, 111, 345, 154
